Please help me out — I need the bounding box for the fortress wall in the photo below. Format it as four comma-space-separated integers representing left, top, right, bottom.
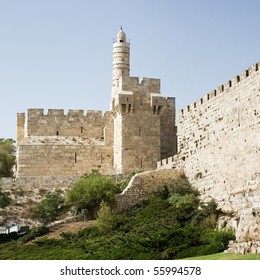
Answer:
116, 169, 182, 212
158, 62, 260, 214
1, 176, 78, 190
160, 97, 177, 159
16, 141, 113, 177
18, 109, 113, 140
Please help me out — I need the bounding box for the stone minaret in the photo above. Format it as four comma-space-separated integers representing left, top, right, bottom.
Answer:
111, 27, 130, 109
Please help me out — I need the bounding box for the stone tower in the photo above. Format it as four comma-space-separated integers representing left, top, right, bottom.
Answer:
112, 28, 177, 175
15, 28, 177, 177
111, 27, 130, 109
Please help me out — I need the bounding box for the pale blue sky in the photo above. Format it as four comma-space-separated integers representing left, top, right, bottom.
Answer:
0, 0, 259, 139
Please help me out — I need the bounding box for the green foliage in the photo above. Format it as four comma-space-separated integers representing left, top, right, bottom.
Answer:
66, 173, 120, 219
18, 226, 49, 244
200, 213, 217, 229
0, 138, 16, 178
162, 178, 200, 197
0, 187, 11, 208
33, 190, 65, 225
191, 199, 223, 226
168, 193, 200, 222
0, 176, 236, 260
97, 201, 118, 233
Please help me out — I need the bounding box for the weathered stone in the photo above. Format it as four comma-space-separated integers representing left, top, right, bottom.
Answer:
158, 62, 260, 253
116, 169, 182, 212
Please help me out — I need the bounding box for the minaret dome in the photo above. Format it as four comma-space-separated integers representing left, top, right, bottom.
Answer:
117, 28, 126, 43
112, 27, 130, 87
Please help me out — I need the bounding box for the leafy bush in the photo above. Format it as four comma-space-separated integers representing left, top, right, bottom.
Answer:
191, 199, 223, 226
33, 190, 65, 225
66, 173, 121, 219
0, 187, 11, 208
164, 178, 199, 197
0, 138, 16, 178
18, 226, 49, 243
97, 201, 118, 233
168, 193, 200, 222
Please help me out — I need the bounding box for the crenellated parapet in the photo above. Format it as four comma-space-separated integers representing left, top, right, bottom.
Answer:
18, 109, 113, 141
113, 75, 174, 117
118, 76, 160, 93
180, 62, 259, 118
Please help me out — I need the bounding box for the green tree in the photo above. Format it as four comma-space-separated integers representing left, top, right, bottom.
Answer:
66, 173, 120, 219
33, 190, 65, 225
97, 201, 118, 233
0, 138, 16, 177
0, 187, 11, 208
168, 193, 200, 222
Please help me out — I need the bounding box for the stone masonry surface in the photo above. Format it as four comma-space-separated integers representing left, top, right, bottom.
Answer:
158, 62, 260, 252
116, 169, 182, 212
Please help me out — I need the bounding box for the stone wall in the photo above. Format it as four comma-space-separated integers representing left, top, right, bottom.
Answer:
158, 62, 259, 211
17, 109, 112, 142
158, 62, 260, 251
116, 169, 182, 212
17, 137, 114, 176
16, 111, 114, 177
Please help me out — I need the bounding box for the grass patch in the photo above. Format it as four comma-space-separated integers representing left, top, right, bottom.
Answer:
183, 253, 260, 260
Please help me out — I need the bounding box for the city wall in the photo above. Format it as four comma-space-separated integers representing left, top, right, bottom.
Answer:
16, 110, 114, 176
158, 62, 259, 211
158, 62, 260, 250
17, 109, 113, 143
16, 137, 114, 177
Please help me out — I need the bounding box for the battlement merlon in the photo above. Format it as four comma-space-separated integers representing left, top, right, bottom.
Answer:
117, 76, 161, 93
17, 113, 26, 144
179, 62, 259, 118
26, 109, 105, 118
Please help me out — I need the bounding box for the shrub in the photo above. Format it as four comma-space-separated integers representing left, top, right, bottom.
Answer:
200, 213, 217, 229
18, 226, 49, 243
33, 190, 65, 225
97, 201, 118, 233
204, 228, 235, 250
168, 193, 200, 222
191, 199, 223, 226
66, 173, 120, 219
0, 138, 16, 178
0, 187, 11, 208
165, 178, 199, 197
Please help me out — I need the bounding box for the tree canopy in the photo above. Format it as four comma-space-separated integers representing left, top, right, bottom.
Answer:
66, 173, 121, 219
0, 138, 16, 178
33, 190, 65, 225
